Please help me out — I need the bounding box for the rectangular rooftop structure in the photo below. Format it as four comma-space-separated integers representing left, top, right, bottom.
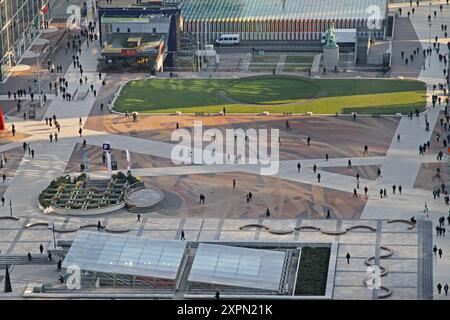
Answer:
62, 231, 187, 280
181, 0, 387, 21
188, 243, 286, 291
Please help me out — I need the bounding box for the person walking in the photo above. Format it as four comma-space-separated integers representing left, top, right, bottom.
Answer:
444, 284, 449, 296
49, 133, 53, 143
297, 162, 301, 172
364, 186, 368, 197
398, 185, 402, 194
1, 196, 4, 207
97, 220, 102, 231
266, 208, 271, 218
79, 127, 83, 137
317, 173, 321, 182
377, 168, 382, 178
346, 252, 351, 264
232, 179, 236, 189
438, 283, 443, 294
39, 244, 44, 255
31, 149, 35, 159
180, 229, 185, 240
137, 213, 141, 222
54, 133, 58, 142
439, 248, 443, 258
434, 245, 438, 255
326, 209, 331, 219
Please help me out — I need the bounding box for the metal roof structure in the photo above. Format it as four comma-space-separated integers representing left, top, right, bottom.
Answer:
62, 231, 187, 280
181, 0, 388, 22
188, 243, 286, 291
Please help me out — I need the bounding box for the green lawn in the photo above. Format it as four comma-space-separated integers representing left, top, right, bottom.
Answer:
295, 247, 331, 296
283, 55, 314, 72
248, 54, 279, 72
114, 75, 427, 115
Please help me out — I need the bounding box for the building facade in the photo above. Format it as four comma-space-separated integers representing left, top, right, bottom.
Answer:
0, 0, 53, 81
180, 0, 388, 44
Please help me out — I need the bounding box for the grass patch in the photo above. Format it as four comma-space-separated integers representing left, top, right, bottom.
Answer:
295, 247, 331, 296
114, 75, 426, 115
248, 54, 279, 72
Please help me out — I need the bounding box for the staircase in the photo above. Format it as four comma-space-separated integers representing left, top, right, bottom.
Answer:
128, 190, 182, 215
0, 255, 56, 267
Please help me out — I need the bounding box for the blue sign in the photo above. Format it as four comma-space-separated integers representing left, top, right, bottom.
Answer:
103, 143, 111, 151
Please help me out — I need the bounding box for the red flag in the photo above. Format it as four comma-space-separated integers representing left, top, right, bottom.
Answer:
0, 108, 5, 131
41, 4, 47, 14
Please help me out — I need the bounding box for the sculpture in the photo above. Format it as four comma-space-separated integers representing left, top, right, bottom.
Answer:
323, 23, 339, 49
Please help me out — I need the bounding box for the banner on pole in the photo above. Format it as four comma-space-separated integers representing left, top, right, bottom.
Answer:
126, 149, 131, 171
106, 151, 112, 175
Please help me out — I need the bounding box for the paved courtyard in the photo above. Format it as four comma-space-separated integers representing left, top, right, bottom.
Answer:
0, 0, 449, 300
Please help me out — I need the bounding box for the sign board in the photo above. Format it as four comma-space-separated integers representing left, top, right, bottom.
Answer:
111, 160, 118, 171
103, 143, 111, 152
121, 49, 137, 57
28, 110, 36, 119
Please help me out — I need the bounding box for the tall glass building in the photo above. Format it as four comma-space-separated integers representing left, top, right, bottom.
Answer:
0, 0, 53, 81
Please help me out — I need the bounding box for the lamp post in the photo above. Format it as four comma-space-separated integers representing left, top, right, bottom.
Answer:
48, 222, 56, 249
8, 199, 12, 217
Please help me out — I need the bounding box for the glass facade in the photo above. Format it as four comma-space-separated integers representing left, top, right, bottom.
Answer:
181, 0, 387, 42
62, 231, 187, 280
188, 243, 286, 291
0, 0, 53, 81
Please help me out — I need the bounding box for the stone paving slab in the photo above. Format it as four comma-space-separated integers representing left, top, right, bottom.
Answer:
381, 233, 419, 245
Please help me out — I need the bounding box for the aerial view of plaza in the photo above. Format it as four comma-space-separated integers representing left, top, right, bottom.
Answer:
0, 0, 449, 306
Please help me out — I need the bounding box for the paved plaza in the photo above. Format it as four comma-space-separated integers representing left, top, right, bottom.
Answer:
0, 0, 449, 300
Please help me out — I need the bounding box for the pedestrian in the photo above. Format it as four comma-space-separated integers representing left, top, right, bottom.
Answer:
380, 188, 383, 198
181, 229, 185, 240
317, 173, 321, 182
438, 283, 443, 294
79, 127, 83, 137
97, 220, 102, 231
346, 252, 351, 264
31, 149, 35, 158
348, 159, 352, 168
54, 133, 58, 142
297, 162, 301, 172
39, 244, 44, 254
433, 245, 438, 255
397, 134, 401, 142
398, 185, 402, 194
307, 136, 311, 146
439, 248, 443, 258
1, 196, 4, 207
27, 252, 32, 262
48, 251, 52, 261
79, 117, 82, 126
364, 186, 368, 196
83, 139, 87, 148
364, 145, 369, 155
232, 179, 236, 189
266, 208, 271, 218
383, 188, 387, 198
49, 133, 53, 143
353, 188, 357, 198
392, 185, 396, 194
445, 284, 449, 296
137, 213, 141, 222
326, 209, 331, 219
377, 168, 382, 178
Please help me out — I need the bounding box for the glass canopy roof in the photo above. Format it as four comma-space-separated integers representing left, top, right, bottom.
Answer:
62, 231, 187, 280
181, 0, 387, 22
188, 243, 286, 291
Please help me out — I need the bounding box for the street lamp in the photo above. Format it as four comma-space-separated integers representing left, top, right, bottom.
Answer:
9, 199, 12, 217
48, 222, 56, 249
